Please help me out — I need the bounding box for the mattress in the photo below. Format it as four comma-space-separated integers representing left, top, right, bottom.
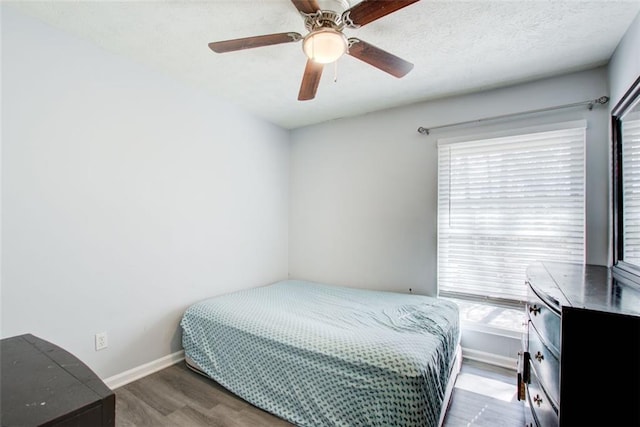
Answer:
180, 280, 460, 427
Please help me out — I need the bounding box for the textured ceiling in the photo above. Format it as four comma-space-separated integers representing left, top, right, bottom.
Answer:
6, 0, 640, 129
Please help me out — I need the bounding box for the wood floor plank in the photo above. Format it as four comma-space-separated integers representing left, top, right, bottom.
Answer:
156, 364, 227, 410
443, 387, 525, 427
115, 387, 172, 427
123, 374, 189, 416
237, 404, 296, 427
206, 403, 259, 427
166, 404, 227, 427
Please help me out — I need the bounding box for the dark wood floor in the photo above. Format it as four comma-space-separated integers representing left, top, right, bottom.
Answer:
115, 358, 524, 426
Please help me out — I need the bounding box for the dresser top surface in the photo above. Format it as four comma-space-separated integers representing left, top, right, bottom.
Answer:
526, 261, 640, 316
1, 333, 113, 426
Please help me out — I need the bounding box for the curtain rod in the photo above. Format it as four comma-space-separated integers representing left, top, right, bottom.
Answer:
416, 96, 610, 135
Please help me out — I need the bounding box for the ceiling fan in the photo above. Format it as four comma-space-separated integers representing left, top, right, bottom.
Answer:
208, 0, 420, 101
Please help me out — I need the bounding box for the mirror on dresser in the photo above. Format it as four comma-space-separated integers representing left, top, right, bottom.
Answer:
612, 74, 640, 283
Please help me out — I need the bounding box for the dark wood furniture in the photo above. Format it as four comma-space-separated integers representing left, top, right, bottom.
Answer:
518, 262, 640, 427
1, 333, 115, 427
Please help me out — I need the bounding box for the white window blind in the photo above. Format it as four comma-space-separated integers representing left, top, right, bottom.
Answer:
437, 125, 586, 303
622, 114, 640, 265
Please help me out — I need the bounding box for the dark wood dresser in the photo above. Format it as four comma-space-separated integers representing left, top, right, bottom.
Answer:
1, 333, 115, 427
518, 262, 640, 427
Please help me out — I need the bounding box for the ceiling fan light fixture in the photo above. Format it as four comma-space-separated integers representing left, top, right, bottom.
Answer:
302, 28, 348, 64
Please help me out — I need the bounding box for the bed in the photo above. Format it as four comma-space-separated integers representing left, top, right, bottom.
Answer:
180, 279, 461, 427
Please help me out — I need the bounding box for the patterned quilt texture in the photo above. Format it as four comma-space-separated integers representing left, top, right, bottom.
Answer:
180, 280, 460, 427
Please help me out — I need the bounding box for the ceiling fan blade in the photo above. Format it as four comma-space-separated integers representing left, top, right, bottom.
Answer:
208, 32, 302, 53
343, 0, 420, 27
291, 0, 320, 14
347, 38, 414, 78
298, 60, 323, 101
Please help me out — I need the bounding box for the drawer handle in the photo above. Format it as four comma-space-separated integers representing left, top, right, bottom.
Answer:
535, 351, 544, 362
533, 394, 543, 407
529, 305, 541, 315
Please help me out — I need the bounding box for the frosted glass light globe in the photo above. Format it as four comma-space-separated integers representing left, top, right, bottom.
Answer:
303, 28, 348, 64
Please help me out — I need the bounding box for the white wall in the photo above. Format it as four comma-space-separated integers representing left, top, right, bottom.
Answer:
1, 6, 290, 379
290, 67, 610, 296
608, 10, 640, 108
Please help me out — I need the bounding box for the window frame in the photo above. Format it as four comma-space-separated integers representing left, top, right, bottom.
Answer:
612, 74, 640, 281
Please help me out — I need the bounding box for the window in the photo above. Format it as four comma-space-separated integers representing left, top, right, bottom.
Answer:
620, 113, 640, 264
437, 122, 586, 304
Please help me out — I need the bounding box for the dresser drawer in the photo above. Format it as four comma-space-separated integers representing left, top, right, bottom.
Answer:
528, 370, 558, 427
526, 287, 560, 357
528, 323, 559, 407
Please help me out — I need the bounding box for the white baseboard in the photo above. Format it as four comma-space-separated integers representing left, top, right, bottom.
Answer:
104, 350, 185, 390
462, 347, 517, 370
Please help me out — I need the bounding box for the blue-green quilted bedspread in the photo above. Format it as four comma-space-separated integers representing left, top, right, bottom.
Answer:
180, 280, 460, 427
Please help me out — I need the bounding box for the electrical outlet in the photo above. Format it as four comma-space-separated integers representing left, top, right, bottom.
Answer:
95, 332, 108, 351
